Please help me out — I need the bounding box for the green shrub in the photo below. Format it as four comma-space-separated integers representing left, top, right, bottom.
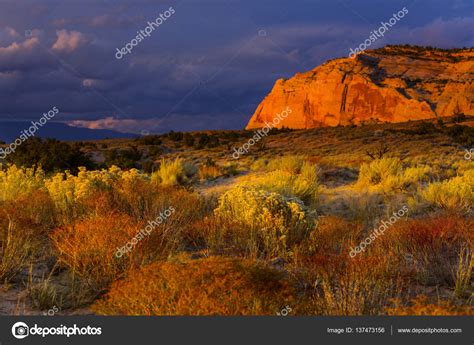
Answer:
6, 137, 95, 173
104, 147, 141, 169
137, 135, 162, 146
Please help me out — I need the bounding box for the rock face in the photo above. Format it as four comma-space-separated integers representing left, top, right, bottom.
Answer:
246, 46, 474, 129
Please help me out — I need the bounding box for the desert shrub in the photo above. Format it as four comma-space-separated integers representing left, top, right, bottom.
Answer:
183, 133, 194, 147
107, 171, 158, 220
342, 192, 385, 224
111, 187, 208, 254
386, 295, 474, 315
136, 135, 162, 146
141, 160, 156, 174
295, 254, 402, 315
92, 256, 295, 315
416, 170, 473, 213
9, 192, 56, 228
245, 160, 321, 205
250, 158, 268, 171
374, 216, 472, 286
104, 147, 141, 169
356, 158, 431, 194
50, 214, 139, 295
246, 162, 320, 204
445, 125, 474, 146
6, 138, 95, 173
146, 145, 162, 158
213, 186, 313, 258
51, 188, 207, 295
404, 122, 439, 135
198, 165, 220, 181
167, 131, 183, 141
295, 216, 363, 256
454, 247, 473, 299
0, 218, 38, 282
266, 155, 306, 174
453, 160, 474, 175
151, 158, 196, 186
27, 273, 64, 311
0, 165, 45, 202
45, 167, 145, 222
221, 162, 240, 177
357, 158, 401, 189
195, 133, 219, 149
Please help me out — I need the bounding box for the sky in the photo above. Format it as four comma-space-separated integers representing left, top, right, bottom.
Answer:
0, 0, 472, 135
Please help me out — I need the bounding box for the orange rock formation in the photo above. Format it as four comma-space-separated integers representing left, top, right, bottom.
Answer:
246, 46, 474, 129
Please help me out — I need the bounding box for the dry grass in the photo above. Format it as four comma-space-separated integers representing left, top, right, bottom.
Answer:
1, 120, 473, 315
386, 296, 474, 315
92, 256, 295, 315
293, 254, 403, 315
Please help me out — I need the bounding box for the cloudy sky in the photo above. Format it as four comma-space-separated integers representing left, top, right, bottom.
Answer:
0, 0, 472, 134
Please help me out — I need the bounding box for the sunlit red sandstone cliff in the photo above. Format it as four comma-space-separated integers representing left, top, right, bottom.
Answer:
246, 46, 474, 129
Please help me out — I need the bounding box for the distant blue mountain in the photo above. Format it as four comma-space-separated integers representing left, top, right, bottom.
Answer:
0, 122, 137, 142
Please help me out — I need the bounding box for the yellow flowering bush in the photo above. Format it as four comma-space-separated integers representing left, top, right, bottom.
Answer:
151, 158, 196, 186
45, 166, 149, 221
214, 186, 313, 257
418, 170, 473, 213
246, 162, 320, 204
356, 158, 432, 194
266, 155, 306, 174
0, 165, 45, 201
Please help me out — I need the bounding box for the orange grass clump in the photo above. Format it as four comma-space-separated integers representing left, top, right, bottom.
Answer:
386, 296, 474, 315
293, 253, 404, 315
92, 256, 295, 315
50, 213, 140, 293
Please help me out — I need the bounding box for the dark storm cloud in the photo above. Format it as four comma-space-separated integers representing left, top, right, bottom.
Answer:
0, 0, 472, 133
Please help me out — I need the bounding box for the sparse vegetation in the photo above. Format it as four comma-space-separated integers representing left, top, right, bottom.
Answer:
1, 119, 472, 316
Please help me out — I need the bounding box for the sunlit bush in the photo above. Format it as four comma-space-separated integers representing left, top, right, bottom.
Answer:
417, 170, 473, 213
266, 155, 306, 174
93, 256, 295, 315
0, 165, 45, 202
356, 158, 431, 194
45, 166, 147, 222
151, 158, 196, 186
50, 214, 139, 295
51, 187, 207, 296
246, 162, 320, 204
213, 186, 313, 258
